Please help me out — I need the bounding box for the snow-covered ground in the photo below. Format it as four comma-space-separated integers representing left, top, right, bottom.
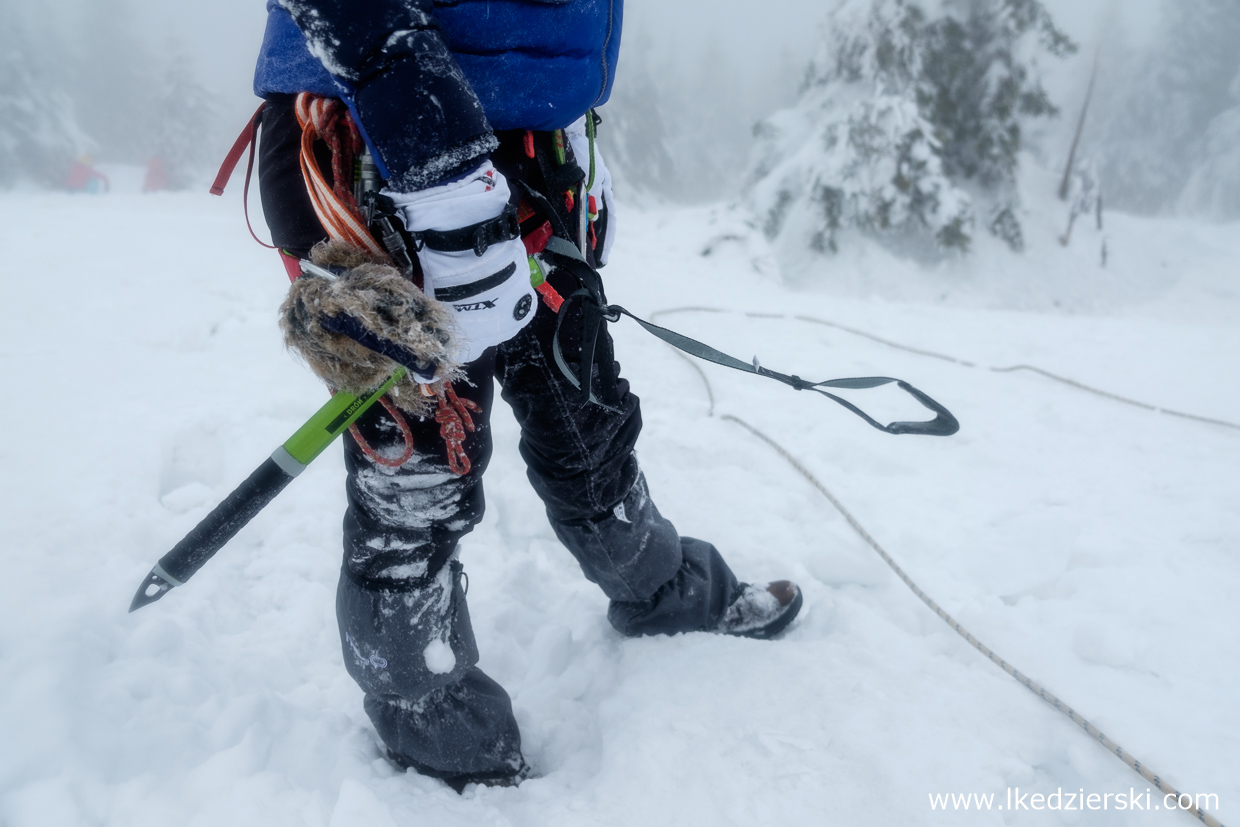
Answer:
1, 168, 1236, 826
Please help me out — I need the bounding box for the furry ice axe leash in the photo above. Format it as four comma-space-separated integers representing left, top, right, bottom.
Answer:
128, 367, 405, 612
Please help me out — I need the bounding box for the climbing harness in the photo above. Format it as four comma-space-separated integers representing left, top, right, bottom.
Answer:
212, 98, 963, 467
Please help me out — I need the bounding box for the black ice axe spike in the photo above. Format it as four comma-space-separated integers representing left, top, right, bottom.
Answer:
129, 458, 297, 612
129, 369, 407, 612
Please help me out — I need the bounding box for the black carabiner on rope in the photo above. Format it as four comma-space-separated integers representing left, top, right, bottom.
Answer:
549, 287, 623, 411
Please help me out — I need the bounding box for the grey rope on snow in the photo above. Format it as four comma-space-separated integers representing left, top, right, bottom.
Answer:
646, 307, 1226, 827
652, 307, 1240, 433
989, 364, 1240, 430
723, 415, 1223, 827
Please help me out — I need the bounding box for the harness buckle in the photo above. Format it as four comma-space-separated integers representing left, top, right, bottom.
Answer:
470, 204, 522, 256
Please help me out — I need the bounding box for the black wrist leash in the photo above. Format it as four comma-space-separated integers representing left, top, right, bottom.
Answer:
536, 232, 959, 438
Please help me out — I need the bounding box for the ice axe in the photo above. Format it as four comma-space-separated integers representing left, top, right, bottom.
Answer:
128, 368, 405, 612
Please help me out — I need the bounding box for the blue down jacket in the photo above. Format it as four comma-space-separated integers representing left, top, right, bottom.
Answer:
253, 0, 622, 190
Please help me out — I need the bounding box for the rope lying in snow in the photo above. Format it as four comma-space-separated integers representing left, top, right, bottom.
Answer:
722, 415, 1224, 827
647, 308, 1226, 827
653, 307, 1240, 433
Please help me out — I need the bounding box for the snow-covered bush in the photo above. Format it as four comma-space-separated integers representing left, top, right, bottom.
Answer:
748, 0, 1073, 256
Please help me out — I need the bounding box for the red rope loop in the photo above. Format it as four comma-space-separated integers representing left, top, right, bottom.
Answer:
435, 381, 481, 475
348, 395, 416, 468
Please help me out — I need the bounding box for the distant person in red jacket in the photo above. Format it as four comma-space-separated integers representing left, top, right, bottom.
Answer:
142, 157, 170, 193
64, 156, 109, 193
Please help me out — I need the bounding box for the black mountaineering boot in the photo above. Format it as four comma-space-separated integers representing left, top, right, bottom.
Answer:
716, 581, 803, 639
386, 749, 534, 793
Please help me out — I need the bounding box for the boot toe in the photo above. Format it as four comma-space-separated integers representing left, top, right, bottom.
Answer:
717, 580, 803, 639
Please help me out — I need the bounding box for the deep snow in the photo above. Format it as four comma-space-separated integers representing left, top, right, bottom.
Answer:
0, 166, 1236, 826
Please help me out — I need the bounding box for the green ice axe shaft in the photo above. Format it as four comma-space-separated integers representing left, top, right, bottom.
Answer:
128, 368, 406, 612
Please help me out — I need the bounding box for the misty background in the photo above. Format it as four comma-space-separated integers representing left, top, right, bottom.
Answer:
1, 5, 1238, 823
2, 0, 1238, 221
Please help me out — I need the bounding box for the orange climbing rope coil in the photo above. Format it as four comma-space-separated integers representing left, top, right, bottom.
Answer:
293, 95, 387, 259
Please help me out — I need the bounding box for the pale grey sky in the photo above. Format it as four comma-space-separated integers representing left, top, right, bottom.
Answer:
111, 0, 1162, 115
16, 0, 1166, 165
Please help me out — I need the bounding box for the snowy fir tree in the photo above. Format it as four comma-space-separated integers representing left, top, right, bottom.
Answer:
0, 12, 94, 187
599, 31, 677, 198
658, 35, 802, 202
1094, 0, 1240, 217
602, 22, 802, 202
748, 0, 1074, 257
70, 0, 161, 165
660, 36, 743, 201
149, 49, 221, 190
1093, 0, 1240, 219
1177, 69, 1240, 219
